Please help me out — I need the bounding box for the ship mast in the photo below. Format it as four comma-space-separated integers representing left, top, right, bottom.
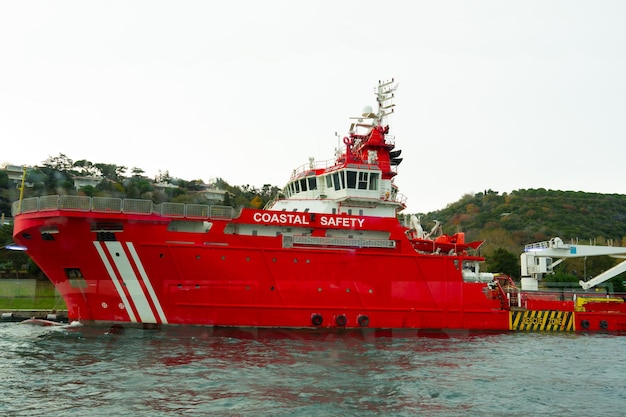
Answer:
375, 78, 397, 126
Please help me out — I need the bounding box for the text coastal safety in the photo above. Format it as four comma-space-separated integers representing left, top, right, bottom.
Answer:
252, 212, 365, 228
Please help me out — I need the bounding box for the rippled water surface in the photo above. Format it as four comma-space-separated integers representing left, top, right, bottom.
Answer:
1, 323, 625, 416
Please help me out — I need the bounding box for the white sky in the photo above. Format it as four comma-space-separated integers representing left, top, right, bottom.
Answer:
1, 1, 625, 213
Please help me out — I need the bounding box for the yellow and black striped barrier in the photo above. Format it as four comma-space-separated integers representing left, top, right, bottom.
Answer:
510, 310, 574, 332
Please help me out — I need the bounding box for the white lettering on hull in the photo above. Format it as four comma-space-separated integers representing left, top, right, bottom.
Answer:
253, 212, 365, 229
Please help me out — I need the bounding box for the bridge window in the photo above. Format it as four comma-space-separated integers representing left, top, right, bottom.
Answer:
299, 178, 307, 192
307, 176, 317, 190
369, 173, 379, 190
346, 171, 357, 189
358, 172, 368, 190
333, 172, 340, 190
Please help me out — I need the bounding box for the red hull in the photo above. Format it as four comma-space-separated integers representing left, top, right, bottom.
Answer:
12, 209, 507, 329
12, 207, 626, 332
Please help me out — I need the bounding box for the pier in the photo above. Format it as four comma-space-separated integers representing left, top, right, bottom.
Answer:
1, 310, 68, 323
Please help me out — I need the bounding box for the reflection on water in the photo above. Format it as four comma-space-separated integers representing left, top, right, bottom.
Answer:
1, 323, 625, 416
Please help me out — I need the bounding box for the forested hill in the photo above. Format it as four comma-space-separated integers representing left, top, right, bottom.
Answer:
417, 189, 626, 255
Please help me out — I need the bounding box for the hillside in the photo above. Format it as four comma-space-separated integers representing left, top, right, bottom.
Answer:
419, 189, 626, 253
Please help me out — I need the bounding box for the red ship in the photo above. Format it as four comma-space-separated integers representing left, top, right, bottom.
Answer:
11, 80, 626, 332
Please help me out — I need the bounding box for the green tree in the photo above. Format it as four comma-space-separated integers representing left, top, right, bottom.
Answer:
95, 163, 127, 182
42, 153, 74, 172
73, 159, 100, 176
0, 224, 39, 279
79, 185, 98, 197
485, 248, 520, 279
0, 170, 11, 216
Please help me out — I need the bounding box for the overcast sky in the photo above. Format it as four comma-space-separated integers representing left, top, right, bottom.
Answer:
1, 1, 625, 213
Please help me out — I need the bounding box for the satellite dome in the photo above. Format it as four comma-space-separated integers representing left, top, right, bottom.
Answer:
362, 105, 375, 118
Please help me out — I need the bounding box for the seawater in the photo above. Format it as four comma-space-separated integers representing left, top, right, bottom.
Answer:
1, 323, 625, 417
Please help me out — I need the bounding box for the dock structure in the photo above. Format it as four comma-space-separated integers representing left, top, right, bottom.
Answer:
1, 310, 68, 322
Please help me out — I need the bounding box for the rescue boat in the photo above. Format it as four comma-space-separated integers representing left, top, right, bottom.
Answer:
11, 79, 626, 332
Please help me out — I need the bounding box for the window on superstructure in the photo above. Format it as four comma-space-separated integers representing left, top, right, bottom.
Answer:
307, 176, 317, 190
300, 178, 307, 192
325, 175, 332, 189
339, 171, 345, 189
295, 181, 301, 193
358, 172, 368, 190
346, 170, 357, 189
369, 173, 379, 190
333, 172, 340, 190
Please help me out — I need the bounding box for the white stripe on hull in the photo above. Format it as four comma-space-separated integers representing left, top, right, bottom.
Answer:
104, 241, 157, 324
127, 242, 168, 324
93, 242, 138, 322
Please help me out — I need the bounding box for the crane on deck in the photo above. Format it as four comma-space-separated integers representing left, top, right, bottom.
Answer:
520, 237, 626, 291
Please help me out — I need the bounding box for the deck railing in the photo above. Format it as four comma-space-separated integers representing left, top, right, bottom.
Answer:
12, 196, 235, 221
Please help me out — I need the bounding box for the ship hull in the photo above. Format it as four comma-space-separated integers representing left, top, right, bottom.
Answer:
12, 208, 626, 333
